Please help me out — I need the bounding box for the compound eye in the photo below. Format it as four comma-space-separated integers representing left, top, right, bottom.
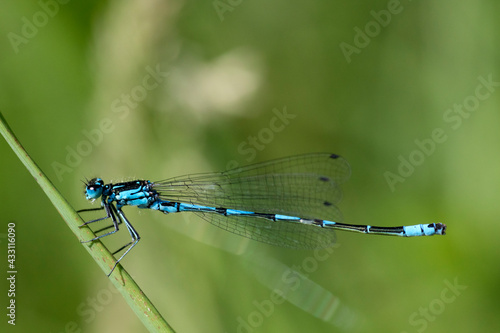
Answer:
85, 178, 104, 200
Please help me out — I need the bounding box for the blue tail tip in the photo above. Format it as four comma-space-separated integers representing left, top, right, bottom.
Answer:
433, 223, 446, 235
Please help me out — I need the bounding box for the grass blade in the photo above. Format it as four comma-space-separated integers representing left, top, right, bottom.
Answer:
0, 111, 175, 333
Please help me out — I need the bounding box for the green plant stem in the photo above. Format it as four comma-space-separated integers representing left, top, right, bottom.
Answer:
0, 111, 175, 333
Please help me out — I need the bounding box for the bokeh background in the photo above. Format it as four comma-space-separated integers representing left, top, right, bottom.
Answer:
1, 1, 499, 332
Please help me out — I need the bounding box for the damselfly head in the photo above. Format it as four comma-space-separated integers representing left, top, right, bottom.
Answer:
84, 178, 104, 200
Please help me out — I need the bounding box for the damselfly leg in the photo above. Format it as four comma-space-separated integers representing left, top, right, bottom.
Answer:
78, 204, 141, 276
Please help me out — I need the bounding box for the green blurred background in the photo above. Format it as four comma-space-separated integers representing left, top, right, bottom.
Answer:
1, 0, 499, 332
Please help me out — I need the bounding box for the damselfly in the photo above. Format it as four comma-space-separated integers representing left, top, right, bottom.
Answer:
78, 153, 446, 276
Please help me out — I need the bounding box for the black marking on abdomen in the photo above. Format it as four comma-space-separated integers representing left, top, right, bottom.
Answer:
313, 219, 324, 227
255, 213, 276, 221
216, 207, 227, 215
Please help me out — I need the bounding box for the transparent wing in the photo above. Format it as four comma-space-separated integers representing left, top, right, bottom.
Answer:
153, 153, 350, 248
153, 153, 350, 221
